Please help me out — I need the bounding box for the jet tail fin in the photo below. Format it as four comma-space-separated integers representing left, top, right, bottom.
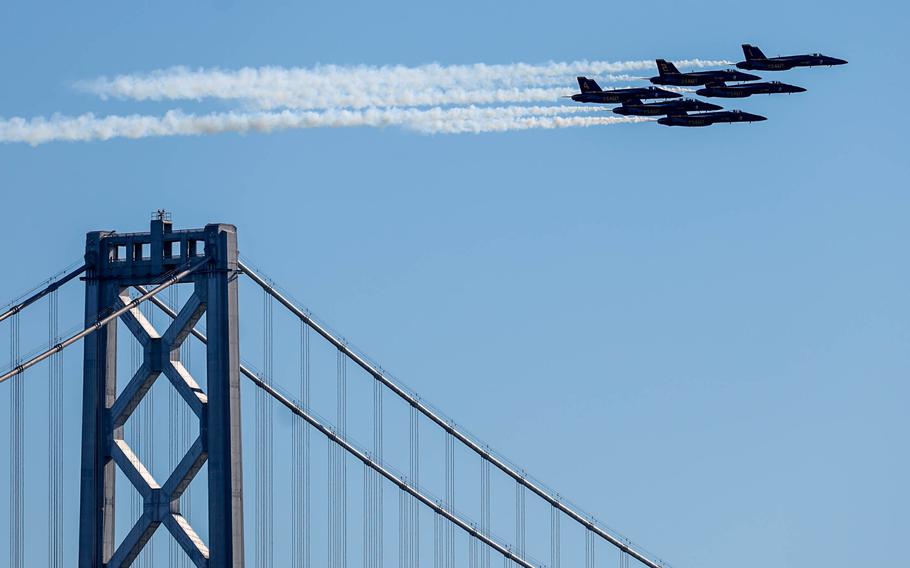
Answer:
742, 44, 767, 60
577, 76, 602, 93
656, 59, 680, 76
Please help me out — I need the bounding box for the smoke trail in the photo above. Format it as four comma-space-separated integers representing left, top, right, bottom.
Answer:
0, 106, 652, 145
76, 58, 731, 110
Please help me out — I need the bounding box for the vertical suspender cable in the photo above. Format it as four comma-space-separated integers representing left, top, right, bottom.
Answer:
376, 379, 383, 568
130, 295, 142, 566
329, 434, 335, 568
257, 290, 275, 566
304, 323, 311, 567
180, 295, 192, 568
48, 288, 63, 568
409, 404, 419, 568
585, 529, 596, 568
337, 350, 348, 568
168, 287, 179, 566
433, 503, 445, 568
269, 294, 275, 566
9, 312, 22, 568
481, 458, 491, 568
47, 292, 53, 566
550, 504, 561, 568
259, 290, 275, 566
468, 523, 475, 568
256, 291, 264, 566
363, 462, 369, 568
515, 483, 525, 557
143, 300, 155, 567
342, 354, 348, 568
294, 321, 310, 567
368, 378, 383, 568
398, 486, 405, 568
445, 432, 455, 568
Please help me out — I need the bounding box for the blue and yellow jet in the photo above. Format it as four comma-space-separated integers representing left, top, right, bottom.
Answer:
736, 44, 848, 71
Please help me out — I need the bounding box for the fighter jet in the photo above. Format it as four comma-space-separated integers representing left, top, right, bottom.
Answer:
736, 44, 848, 71
612, 98, 722, 117
696, 80, 806, 98
567, 76, 682, 104
649, 60, 760, 87
657, 110, 767, 127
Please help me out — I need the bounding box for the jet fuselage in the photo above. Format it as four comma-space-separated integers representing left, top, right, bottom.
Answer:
649, 69, 760, 87
658, 110, 767, 127
695, 81, 806, 98
613, 98, 722, 116
570, 87, 682, 104
736, 54, 848, 71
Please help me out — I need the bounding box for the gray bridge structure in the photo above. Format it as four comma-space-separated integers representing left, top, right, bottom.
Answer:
0, 215, 681, 568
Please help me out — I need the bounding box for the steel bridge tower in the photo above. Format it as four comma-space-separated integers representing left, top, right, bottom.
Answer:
78, 214, 245, 567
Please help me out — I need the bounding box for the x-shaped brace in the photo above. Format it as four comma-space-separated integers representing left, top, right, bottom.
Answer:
107, 288, 210, 567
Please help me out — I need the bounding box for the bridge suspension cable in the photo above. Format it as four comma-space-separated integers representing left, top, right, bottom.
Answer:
139, 288, 539, 568
238, 259, 670, 568
0, 257, 207, 384
246, 370, 538, 568
0, 260, 86, 565
0, 262, 85, 324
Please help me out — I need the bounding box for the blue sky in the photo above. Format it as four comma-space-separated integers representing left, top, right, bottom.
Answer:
0, 0, 907, 567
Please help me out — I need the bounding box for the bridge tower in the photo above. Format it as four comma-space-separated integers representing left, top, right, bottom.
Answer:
78, 213, 245, 567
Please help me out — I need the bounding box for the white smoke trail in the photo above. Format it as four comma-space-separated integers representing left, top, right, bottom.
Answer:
0, 106, 652, 145
76, 58, 731, 110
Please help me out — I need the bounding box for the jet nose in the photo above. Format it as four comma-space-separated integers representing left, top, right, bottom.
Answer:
705, 102, 723, 111
741, 72, 761, 81
833, 57, 848, 65
793, 86, 807, 93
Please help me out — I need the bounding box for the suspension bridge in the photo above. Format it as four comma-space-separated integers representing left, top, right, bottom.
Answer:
0, 213, 681, 567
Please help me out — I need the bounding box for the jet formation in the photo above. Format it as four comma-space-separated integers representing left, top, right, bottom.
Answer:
565, 44, 847, 127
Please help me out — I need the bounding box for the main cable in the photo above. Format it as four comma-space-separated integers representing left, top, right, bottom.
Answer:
243, 369, 538, 568
144, 279, 541, 568
239, 259, 669, 568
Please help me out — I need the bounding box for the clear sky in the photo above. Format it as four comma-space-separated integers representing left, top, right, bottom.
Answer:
0, 0, 907, 567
